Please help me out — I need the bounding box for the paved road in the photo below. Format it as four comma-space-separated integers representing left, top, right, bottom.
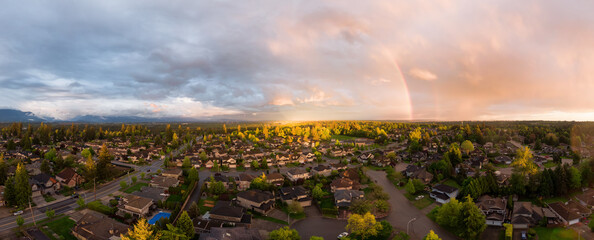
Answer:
0, 158, 164, 234
293, 206, 347, 240
366, 170, 457, 240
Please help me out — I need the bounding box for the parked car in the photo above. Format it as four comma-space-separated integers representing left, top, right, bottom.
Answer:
337, 232, 348, 239
521, 231, 527, 240
13, 210, 23, 216
72, 193, 79, 198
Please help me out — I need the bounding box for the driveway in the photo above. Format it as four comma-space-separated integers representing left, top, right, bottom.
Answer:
366, 170, 457, 240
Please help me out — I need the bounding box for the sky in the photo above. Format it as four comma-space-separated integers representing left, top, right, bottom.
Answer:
1, 1, 594, 121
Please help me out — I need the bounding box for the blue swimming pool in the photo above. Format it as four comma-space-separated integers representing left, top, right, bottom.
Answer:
148, 212, 171, 225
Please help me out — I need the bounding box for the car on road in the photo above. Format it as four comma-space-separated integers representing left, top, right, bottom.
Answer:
337, 232, 348, 239
72, 193, 79, 198
13, 210, 23, 216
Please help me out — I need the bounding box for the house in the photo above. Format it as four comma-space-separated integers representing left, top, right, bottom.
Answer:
565, 200, 591, 218
117, 195, 153, 218
56, 167, 83, 188
476, 195, 507, 226
312, 165, 332, 177
266, 173, 284, 186
334, 189, 364, 208
280, 186, 312, 207
162, 168, 183, 179
205, 160, 214, 168
576, 188, 594, 207
132, 186, 167, 202
206, 174, 234, 189
236, 174, 256, 191
72, 212, 129, 240
199, 227, 262, 240
330, 178, 357, 193
209, 201, 252, 225
511, 202, 544, 229
411, 169, 433, 185
236, 190, 275, 214
340, 168, 360, 182
31, 173, 60, 195
429, 184, 459, 204
494, 156, 513, 165
548, 202, 581, 226
286, 168, 310, 182
149, 176, 180, 189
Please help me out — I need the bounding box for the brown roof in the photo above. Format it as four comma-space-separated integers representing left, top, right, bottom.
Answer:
56, 167, 79, 181
549, 202, 581, 222
267, 173, 284, 181
73, 212, 129, 240
331, 178, 355, 188
123, 195, 153, 209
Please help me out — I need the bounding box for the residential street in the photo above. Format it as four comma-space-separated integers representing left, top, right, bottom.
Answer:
367, 170, 457, 240
0, 158, 164, 236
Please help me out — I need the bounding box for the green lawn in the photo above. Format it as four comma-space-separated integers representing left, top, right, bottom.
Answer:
41, 216, 77, 240
404, 193, 434, 209
87, 200, 115, 215
251, 212, 288, 225
124, 183, 149, 193
198, 197, 216, 214
543, 196, 569, 204
442, 179, 461, 189
534, 227, 583, 240
331, 135, 358, 141
167, 194, 183, 203
43, 194, 56, 202
543, 161, 558, 168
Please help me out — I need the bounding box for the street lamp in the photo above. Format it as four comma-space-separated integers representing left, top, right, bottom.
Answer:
407, 217, 417, 235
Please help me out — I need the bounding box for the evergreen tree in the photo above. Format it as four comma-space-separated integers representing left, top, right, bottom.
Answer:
4, 177, 16, 206
187, 168, 198, 182
176, 211, 194, 239
0, 153, 7, 184
15, 163, 32, 207
41, 159, 52, 175
97, 143, 112, 180
460, 196, 486, 240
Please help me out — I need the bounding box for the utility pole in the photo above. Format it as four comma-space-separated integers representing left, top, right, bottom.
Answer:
29, 200, 36, 226
93, 178, 96, 201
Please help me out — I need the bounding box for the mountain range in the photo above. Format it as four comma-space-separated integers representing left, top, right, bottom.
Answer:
0, 109, 217, 123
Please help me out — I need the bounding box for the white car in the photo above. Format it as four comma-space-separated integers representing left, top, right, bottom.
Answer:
337, 232, 349, 239
13, 210, 23, 216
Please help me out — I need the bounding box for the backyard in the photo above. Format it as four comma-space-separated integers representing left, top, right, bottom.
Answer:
39, 216, 77, 240
124, 182, 149, 193
534, 227, 583, 240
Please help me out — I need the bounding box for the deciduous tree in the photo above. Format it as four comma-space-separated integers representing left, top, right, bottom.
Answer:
346, 212, 383, 240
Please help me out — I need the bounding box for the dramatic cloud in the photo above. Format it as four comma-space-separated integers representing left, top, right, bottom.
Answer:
0, 0, 593, 120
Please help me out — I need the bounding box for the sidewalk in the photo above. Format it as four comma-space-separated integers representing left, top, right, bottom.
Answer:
36, 194, 73, 209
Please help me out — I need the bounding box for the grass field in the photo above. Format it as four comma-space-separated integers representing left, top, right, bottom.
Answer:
124, 182, 149, 193
534, 227, 583, 240
40, 216, 77, 240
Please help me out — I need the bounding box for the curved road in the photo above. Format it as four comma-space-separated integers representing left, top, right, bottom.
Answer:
294, 170, 457, 240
